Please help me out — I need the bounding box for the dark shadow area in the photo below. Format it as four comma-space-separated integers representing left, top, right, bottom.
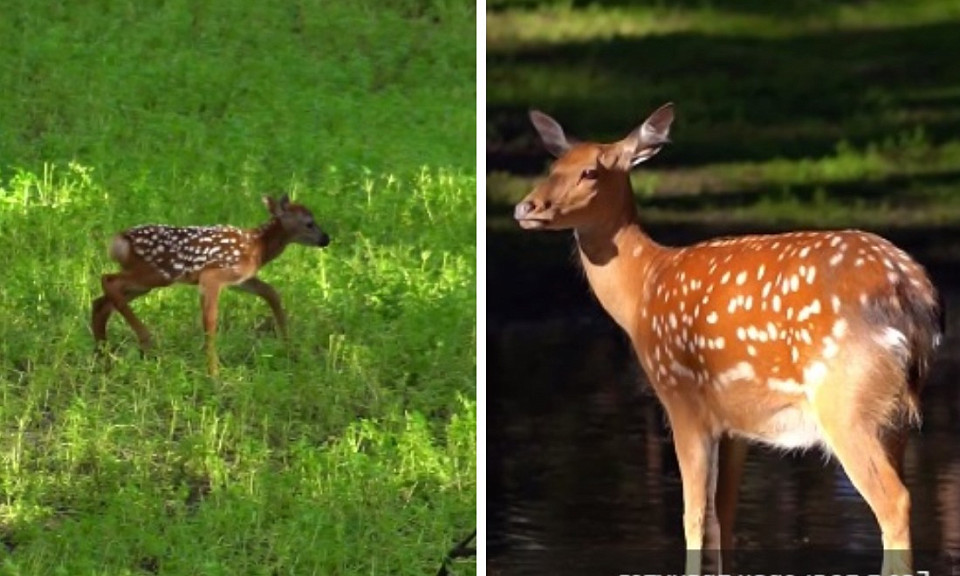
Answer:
489, 20, 960, 172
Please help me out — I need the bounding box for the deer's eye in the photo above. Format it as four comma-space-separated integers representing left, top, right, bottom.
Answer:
581, 168, 599, 181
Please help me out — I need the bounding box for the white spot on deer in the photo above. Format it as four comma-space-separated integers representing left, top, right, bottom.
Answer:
772, 295, 782, 312
633, 245, 643, 257
830, 253, 844, 266
790, 275, 800, 292
803, 361, 828, 388
757, 264, 766, 280
768, 377, 804, 394
715, 361, 755, 388
736, 327, 747, 341
670, 361, 696, 381
706, 311, 718, 324
832, 319, 848, 339
746, 344, 757, 356
822, 336, 838, 358
762, 281, 773, 298
744, 295, 753, 311
805, 266, 817, 284
736, 271, 747, 285
831, 295, 841, 314
721, 271, 731, 284
766, 322, 778, 340
875, 327, 909, 356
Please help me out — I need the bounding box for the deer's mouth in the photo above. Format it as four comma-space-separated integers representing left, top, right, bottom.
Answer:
516, 216, 552, 230
514, 200, 556, 230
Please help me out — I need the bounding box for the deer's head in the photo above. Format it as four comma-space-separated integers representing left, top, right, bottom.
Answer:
514, 103, 674, 231
265, 194, 331, 247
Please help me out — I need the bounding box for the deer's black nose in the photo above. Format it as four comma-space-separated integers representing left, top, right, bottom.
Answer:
318, 233, 331, 247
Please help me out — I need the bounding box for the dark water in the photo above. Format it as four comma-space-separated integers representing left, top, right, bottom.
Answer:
488, 314, 960, 576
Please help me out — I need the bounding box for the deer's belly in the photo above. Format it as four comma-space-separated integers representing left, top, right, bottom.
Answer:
731, 404, 824, 450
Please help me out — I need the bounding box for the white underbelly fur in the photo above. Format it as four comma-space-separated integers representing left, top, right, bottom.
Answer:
735, 405, 824, 450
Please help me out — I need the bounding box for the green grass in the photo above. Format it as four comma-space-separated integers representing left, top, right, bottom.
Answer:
0, 1, 475, 575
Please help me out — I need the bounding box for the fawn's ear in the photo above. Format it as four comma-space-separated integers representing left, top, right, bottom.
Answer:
264, 194, 292, 216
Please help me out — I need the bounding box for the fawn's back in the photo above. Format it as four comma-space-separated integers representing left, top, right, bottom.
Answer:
112, 224, 253, 284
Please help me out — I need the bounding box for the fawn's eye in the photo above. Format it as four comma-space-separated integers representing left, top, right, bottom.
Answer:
581, 168, 598, 181
306, 221, 316, 229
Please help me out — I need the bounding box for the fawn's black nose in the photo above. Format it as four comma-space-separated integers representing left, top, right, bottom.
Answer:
318, 233, 331, 247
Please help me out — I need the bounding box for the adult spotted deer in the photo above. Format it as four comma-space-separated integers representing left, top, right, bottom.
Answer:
92, 194, 330, 376
514, 103, 943, 575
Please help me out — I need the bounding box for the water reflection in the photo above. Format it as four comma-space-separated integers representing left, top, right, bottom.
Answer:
489, 318, 960, 575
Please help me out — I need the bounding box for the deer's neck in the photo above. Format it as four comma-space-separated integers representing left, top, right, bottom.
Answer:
574, 187, 664, 335
253, 219, 292, 266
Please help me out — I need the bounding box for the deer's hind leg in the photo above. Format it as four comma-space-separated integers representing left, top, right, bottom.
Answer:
813, 356, 913, 576
92, 286, 154, 348
99, 273, 165, 350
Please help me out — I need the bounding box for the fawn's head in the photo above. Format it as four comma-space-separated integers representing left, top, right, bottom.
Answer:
514, 103, 674, 231
264, 194, 331, 247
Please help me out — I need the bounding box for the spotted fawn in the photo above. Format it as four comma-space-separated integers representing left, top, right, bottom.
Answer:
92, 194, 330, 376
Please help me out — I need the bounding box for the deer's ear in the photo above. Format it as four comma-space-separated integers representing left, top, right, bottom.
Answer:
622, 102, 674, 168
264, 195, 285, 216
530, 110, 574, 158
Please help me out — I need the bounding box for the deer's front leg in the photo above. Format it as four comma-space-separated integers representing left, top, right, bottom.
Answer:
233, 276, 287, 340
667, 402, 720, 576
199, 272, 226, 376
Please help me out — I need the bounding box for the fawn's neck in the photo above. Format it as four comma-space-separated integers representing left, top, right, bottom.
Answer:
574, 180, 665, 335
253, 218, 292, 266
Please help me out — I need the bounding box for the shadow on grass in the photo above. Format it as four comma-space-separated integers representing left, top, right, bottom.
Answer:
488, 20, 960, 171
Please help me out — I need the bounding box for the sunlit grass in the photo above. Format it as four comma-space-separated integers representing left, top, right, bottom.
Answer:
0, 0, 475, 574
488, 0, 960, 50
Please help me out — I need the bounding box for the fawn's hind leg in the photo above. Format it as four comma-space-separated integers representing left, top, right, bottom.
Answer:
96, 276, 157, 349
92, 287, 153, 344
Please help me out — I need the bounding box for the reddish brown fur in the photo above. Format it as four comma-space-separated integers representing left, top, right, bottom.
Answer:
92, 194, 330, 376
515, 104, 942, 575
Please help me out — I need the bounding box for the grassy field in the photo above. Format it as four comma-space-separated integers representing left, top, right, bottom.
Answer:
0, 2, 475, 575
487, 0, 960, 228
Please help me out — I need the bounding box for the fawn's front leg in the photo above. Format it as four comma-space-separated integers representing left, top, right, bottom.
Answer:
198, 272, 227, 376
233, 276, 288, 339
